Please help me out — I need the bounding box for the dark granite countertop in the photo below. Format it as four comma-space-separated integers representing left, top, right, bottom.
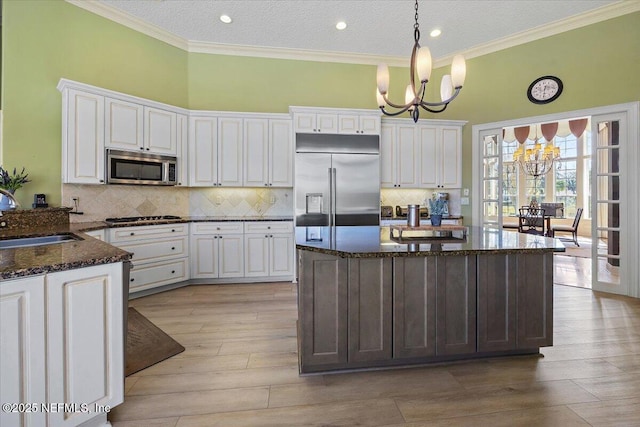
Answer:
296, 226, 566, 258
1, 224, 132, 280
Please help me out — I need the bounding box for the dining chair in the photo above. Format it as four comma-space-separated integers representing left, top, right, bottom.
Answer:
551, 207, 583, 246
518, 207, 546, 235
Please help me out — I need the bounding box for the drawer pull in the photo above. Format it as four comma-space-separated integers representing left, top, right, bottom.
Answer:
130, 278, 134, 282
172, 229, 176, 232
171, 270, 176, 274
171, 247, 175, 250
130, 232, 135, 236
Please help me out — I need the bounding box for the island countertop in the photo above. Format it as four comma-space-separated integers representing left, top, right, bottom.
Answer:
296, 225, 565, 258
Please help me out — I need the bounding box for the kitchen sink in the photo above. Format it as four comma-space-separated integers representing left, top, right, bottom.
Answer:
0, 233, 83, 249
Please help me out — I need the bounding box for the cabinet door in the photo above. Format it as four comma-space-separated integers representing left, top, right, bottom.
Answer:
380, 123, 396, 188
218, 117, 243, 186
439, 126, 462, 188
176, 113, 189, 186
0, 276, 46, 427
418, 125, 438, 188
294, 113, 316, 133
359, 115, 381, 135
190, 235, 219, 278
393, 257, 436, 359
63, 89, 105, 184
317, 114, 338, 133
298, 251, 348, 372
477, 254, 517, 352
244, 118, 269, 187
189, 116, 218, 186
436, 255, 477, 356
105, 98, 143, 151
144, 107, 177, 155
516, 252, 553, 349
348, 258, 392, 363
338, 114, 359, 134
244, 234, 269, 277
270, 233, 294, 277
218, 234, 245, 277
269, 119, 294, 187
47, 263, 124, 427
396, 125, 420, 188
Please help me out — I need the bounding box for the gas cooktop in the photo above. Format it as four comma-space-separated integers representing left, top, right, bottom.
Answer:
104, 215, 183, 225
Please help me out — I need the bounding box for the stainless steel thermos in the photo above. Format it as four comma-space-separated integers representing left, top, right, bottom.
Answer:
407, 204, 420, 227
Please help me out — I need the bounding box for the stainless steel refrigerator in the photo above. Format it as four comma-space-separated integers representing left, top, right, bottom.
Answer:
295, 133, 380, 226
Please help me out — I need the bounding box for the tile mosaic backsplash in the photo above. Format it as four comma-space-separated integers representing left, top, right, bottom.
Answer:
62, 184, 293, 222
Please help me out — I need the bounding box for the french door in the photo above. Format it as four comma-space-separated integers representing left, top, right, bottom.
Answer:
479, 129, 503, 229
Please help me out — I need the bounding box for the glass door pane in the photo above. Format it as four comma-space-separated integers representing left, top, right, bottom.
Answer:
591, 116, 627, 294
480, 130, 502, 228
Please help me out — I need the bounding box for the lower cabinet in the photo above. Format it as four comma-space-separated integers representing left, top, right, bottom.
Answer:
109, 223, 189, 293
298, 250, 553, 373
244, 221, 294, 278
190, 222, 244, 278
0, 263, 124, 427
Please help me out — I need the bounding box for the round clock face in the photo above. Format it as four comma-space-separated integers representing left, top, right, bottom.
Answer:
527, 76, 563, 104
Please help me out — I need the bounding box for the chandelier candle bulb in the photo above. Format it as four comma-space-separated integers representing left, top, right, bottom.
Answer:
376, 64, 390, 94
416, 47, 432, 81
440, 75, 453, 101
451, 55, 467, 88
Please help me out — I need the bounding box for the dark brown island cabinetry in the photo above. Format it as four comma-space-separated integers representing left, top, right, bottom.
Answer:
296, 226, 558, 374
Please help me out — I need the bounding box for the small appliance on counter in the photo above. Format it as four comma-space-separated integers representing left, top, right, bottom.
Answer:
381, 205, 393, 218
395, 205, 429, 218
32, 193, 48, 208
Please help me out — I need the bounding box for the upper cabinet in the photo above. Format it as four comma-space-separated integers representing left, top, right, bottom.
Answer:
105, 99, 177, 155
61, 88, 105, 184
244, 118, 293, 187
290, 107, 381, 135
188, 114, 243, 187
381, 119, 466, 189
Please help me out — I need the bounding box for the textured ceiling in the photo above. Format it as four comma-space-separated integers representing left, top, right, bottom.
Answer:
99, 0, 618, 60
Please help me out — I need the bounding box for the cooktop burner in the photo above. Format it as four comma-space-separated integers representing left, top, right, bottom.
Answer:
105, 215, 182, 224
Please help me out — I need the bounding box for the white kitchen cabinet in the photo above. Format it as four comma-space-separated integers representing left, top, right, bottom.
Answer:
190, 222, 245, 278
61, 89, 105, 184
381, 122, 420, 188
46, 263, 124, 427
144, 106, 177, 155
244, 118, 293, 187
293, 112, 338, 134
188, 115, 243, 187
105, 97, 144, 151
109, 223, 189, 293
381, 119, 465, 189
1, 263, 124, 427
419, 125, 462, 189
338, 113, 381, 135
84, 228, 105, 241
244, 222, 294, 278
176, 113, 189, 186
1, 275, 46, 427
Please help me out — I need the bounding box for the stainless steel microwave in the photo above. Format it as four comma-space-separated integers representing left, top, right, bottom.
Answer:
106, 149, 177, 186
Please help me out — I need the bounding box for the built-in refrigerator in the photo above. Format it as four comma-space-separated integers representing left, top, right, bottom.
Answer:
295, 133, 380, 227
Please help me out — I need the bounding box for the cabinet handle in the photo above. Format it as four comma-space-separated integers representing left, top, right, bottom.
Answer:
264, 183, 268, 186
130, 232, 135, 236
172, 229, 176, 232
171, 247, 175, 250
140, 147, 144, 150
265, 235, 268, 238
130, 278, 135, 282
269, 183, 273, 186
99, 179, 104, 183
146, 148, 150, 151
171, 270, 176, 274
267, 226, 271, 229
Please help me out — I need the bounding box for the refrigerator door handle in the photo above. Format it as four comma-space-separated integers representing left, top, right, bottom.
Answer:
328, 167, 334, 226
331, 168, 337, 226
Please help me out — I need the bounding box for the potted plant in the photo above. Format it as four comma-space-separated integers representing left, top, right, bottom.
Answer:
428, 197, 447, 226
0, 166, 30, 210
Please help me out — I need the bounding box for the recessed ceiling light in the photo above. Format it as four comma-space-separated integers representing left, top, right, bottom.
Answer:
220, 14, 233, 24
430, 28, 442, 38
336, 21, 347, 30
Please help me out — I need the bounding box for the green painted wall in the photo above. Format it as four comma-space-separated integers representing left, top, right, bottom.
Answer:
2, 0, 638, 219
1, 0, 187, 206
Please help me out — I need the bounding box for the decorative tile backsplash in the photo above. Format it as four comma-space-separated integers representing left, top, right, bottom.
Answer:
62, 184, 293, 222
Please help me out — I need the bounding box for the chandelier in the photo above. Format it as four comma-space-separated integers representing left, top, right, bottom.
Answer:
375, 0, 466, 123
513, 139, 560, 178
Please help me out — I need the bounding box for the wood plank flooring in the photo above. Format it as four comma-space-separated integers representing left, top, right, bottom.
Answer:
109, 281, 640, 427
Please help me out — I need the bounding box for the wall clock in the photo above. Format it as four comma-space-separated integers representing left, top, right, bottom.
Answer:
527, 76, 563, 104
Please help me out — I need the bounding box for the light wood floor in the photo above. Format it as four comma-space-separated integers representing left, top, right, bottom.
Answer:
109, 281, 640, 427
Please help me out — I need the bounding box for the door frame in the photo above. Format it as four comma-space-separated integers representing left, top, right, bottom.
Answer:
472, 102, 639, 297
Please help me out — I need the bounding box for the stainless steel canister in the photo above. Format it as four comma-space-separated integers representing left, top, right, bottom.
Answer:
407, 204, 420, 227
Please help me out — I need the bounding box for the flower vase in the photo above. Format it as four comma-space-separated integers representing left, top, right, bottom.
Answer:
430, 214, 442, 226
0, 190, 16, 211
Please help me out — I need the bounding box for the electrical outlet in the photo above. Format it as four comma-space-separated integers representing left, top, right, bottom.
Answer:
461, 197, 470, 205
270, 195, 276, 204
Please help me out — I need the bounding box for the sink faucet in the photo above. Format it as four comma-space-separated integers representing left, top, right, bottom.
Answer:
0, 188, 20, 216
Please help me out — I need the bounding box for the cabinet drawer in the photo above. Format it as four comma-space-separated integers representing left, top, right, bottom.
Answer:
244, 221, 293, 234
191, 222, 244, 235
117, 237, 187, 263
109, 223, 188, 243
129, 257, 189, 292
84, 229, 105, 241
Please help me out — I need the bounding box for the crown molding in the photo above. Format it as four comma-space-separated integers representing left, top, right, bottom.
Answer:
67, 0, 639, 67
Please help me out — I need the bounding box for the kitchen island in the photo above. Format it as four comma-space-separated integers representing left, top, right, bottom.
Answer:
295, 225, 564, 374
